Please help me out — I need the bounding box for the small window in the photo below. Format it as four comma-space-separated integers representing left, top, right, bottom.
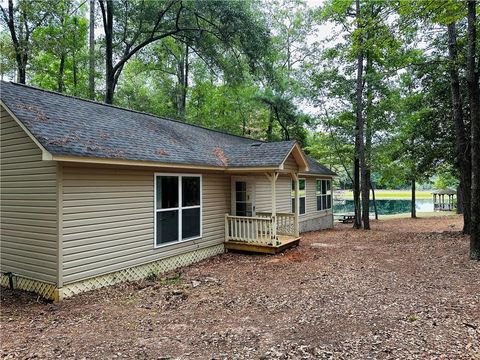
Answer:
316, 179, 332, 211
155, 174, 202, 246
156, 176, 178, 209
182, 177, 200, 207
291, 178, 306, 215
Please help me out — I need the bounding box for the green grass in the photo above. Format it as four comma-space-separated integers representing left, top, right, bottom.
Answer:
407, 314, 420, 323
378, 211, 456, 219
145, 271, 183, 285
334, 212, 456, 220
335, 190, 432, 200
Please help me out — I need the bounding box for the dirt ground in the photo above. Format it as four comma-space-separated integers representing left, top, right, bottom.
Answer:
1, 215, 479, 359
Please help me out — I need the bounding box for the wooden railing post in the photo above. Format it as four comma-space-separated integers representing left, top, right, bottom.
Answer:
292, 172, 300, 237
272, 215, 277, 244
225, 214, 229, 241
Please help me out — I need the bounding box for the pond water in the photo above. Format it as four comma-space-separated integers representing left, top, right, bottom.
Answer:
333, 199, 435, 215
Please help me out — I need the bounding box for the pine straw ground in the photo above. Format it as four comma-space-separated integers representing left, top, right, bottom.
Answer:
1, 215, 479, 360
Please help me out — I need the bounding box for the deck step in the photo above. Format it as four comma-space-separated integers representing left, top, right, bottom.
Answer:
225, 236, 301, 254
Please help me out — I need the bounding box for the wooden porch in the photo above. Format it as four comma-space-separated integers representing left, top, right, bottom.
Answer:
224, 212, 300, 254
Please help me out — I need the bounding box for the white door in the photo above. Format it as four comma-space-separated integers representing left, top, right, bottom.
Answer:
232, 178, 255, 216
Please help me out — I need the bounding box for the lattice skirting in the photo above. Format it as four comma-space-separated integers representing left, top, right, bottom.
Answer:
0, 274, 57, 300
1, 244, 224, 301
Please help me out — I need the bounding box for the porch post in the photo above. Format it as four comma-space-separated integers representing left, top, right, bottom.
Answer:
225, 213, 229, 242
292, 171, 300, 237
266, 172, 279, 217
265, 172, 279, 242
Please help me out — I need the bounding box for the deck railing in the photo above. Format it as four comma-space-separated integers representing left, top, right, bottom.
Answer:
225, 215, 276, 245
256, 212, 296, 237
225, 212, 296, 246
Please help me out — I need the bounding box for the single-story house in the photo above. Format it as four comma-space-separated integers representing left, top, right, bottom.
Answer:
0, 81, 336, 300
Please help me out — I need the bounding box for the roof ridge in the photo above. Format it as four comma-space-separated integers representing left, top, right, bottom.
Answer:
1, 80, 265, 144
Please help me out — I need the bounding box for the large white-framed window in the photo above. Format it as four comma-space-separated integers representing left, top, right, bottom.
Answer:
316, 179, 332, 211
291, 178, 306, 215
154, 173, 202, 248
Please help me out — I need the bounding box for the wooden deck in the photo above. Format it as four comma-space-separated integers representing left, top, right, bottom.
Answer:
225, 235, 301, 254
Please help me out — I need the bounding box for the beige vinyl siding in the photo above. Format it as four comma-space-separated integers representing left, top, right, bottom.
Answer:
254, 174, 291, 214
253, 174, 333, 223
61, 165, 229, 284
0, 107, 58, 283
283, 154, 298, 171
299, 176, 333, 222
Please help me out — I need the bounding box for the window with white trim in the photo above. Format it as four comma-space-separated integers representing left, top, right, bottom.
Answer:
316, 179, 332, 211
154, 174, 202, 247
291, 178, 306, 215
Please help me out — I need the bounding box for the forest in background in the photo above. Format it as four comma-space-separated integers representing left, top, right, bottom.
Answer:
1, 0, 479, 258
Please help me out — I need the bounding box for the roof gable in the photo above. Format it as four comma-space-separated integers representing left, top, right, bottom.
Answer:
0, 99, 53, 160
280, 142, 309, 172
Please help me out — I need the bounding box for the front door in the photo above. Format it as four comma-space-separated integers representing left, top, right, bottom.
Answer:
232, 179, 255, 216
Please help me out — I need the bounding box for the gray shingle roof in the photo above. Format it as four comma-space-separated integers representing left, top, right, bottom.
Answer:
305, 156, 337, 176
1, 81, 334, 175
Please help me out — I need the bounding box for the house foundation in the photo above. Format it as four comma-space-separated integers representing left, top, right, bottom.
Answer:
1, 244, 224, 301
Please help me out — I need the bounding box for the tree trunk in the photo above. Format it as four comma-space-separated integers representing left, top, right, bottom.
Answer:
69, 17, 78, 95
272, 105, 290, 141
183, 42, 189, 116
354, 0, 369, 229
89, 0, 95, 99
17, 55, 26, 84
411, 178, 416, 219
99, 0, 185, 105
4, 0, 26, 84
370, 180, 378, 220
352, 14, 362, 230
266, 106, 274, 141
57, 52, 65, 93
177, 56, 185, 117
105, 66, 114, 106
352, 0, 362, 230
457, 184, 463, 214
467, 0, 480, 260
353, 158, 362, 228
100, 0, 115, 104
448, 22, 471, 234
177, 41, 188, 119
365, 45, 374, 225
72, 49, 78, 95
